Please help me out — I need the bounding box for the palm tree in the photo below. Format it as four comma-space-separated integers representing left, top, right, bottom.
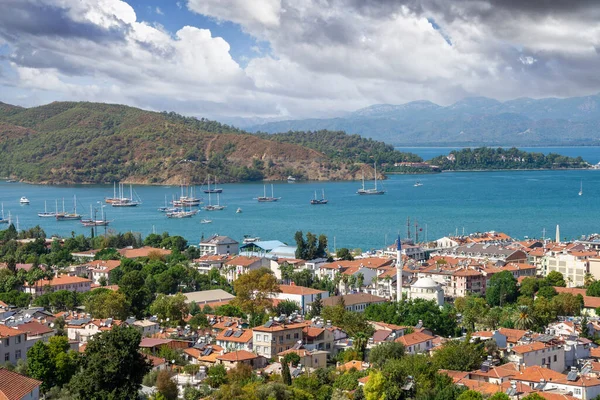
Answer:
353, 332, 369, 360
514, 305, 535, 330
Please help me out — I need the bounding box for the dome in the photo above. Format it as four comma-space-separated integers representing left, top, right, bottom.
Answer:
411, 277, 440, 289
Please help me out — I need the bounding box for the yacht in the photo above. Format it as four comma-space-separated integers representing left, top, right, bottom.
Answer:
414, 181, 423, 187
236, 208, 243, 214
357, 162, 385, 195
257, 184, 280, 202
38, 201, 56, 217
287, 176, 297, 183
19, 196, 30, 205
200, 219, 212, 224
310, 189, 328, 205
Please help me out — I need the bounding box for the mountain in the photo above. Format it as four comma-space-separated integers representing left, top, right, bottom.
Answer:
246, 94, 600, 146
0, 101, 415, 184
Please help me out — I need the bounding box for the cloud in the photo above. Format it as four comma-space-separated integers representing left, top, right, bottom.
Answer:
155, 7, 163, 15
1, 0, 600, 120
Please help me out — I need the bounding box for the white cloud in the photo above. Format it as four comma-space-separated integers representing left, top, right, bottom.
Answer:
155, 7, 163, 15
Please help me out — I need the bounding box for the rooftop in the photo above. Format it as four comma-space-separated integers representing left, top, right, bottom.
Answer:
183, 289, 235, 305
0, 368, 42, 400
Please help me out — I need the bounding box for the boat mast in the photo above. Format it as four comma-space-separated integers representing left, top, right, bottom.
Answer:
130, 185, 133, 202
374, 162, 378, 190
362, 171, 365, 190
113, 182, 116, 199
271, 184, 274, 198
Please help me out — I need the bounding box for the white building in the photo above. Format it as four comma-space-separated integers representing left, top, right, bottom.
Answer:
270, 285, 329, 313
544, 251, 592, 287
23, 275, 92, 296
507, 341, 565, 373
199, 235, 239, 256
409, 277, 444, 306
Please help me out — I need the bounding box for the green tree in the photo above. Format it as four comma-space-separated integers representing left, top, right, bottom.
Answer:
514, 305, 535, 329
545, 271, 566, 287
489, 392, 511, 400
156, 370, 179, 400
118, 270, 153, 318
587, 281, 600, 297
283, 352, 301, 367
537, 286, 558, 299
368, 341, 405, 368
231, 268, 279, 326
336, 248, 354, 261
273, 299, 300, 316
522, 394, 546, 400
26, 336, 78, 392
486, 271, 518, 306
69, 325, 151, 399
433, 339, 486, 371
294, 231, 306, 259
84, 290, 129, 320
150, 293, 190, 327
26, 341, 53, 391
519, 277, 540, 298
457, 390, 484, 400
308, 293, 323, 318
206, 364, 228, 388
364, 371, 385, 400
282, 361, 292, 386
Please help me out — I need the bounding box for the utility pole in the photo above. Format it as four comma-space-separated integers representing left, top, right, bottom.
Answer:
415, 219, 419, 243
407, 217, 411, 240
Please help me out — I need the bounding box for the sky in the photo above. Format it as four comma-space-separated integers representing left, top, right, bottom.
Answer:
0, 0, 599, 121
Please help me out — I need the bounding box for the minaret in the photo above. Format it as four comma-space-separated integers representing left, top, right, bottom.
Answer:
396, 235, 403, 303
556, 225, 560, 244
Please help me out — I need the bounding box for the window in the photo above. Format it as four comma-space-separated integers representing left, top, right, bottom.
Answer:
16, 335, 21, 344
3, 338, 8, 346
15, 350, 21, 359
4, 353, 8, 362
286, 334, 290, 340
554, 355, 557, 362
294, 333, 299, 339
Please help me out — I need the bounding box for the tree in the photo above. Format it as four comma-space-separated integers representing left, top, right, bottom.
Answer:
545, 271, 566, 287
587, 281, 600, 297
206, 364, 228, 388
458, 295, 489, 332
522, 394, 546, 400
519, 277, 540, 298
150, 293, 190, 327
27, 336, 78, 392
537, 286, 558, 299
231, 268, 279, 326
27, 341, 53, 391
514, 305, 535, 330
282, 360, 292, 385
156, 371, 179, 400
118, 270, 152, 318
336, 248, 354, 261
486, 271, 518, 306
273, 299, 300, 316
295, 231, 306, 259
308, 294, 323, 318
489, 392, 511, 400
433, 339, 486, 371
368, 341, 405, 368
69, 326, 151, 399
364, 371, 385, 400
457, 390, 483, 400
283, 352, 301, 367
84, 290, 129, 320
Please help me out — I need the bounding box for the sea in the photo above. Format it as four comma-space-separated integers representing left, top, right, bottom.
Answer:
1, 146, 599, 251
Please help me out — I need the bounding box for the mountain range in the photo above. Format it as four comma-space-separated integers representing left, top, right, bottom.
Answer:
243, 94, 600, 146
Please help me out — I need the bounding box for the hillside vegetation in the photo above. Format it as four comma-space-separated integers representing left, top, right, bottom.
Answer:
0, 102, 417, 184
430, 147, 589, 170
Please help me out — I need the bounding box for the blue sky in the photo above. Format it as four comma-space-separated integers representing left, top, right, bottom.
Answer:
0, 0, 598, 121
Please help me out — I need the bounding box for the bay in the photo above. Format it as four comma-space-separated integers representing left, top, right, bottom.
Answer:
397, 146, 600, 164
1, 167, 599, 251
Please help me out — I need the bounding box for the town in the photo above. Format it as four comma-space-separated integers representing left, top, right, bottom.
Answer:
2, 223, 600, 399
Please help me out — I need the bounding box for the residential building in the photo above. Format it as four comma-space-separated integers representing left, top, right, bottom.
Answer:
507, 341, 565, 372
183, 289, 235, 307
15, 321, 54, 343
544, 251, 593, 287
270, 285, 329, 313
303, 325, 335, 352
118, 246, 171, 259
270, 258, 305, 281
278, 346, 328, 369
133, 319, 160, 337
252, 320, 306, 358
215, 328, 253, 352
224, 256, 268, 282
395, 331, 435, 354
0, 325, 29, 365
198, 235, 239, 256
216, 350, 267, 369
320, 293, 387, 313
66, 318, 122, 343
86, 260, 120, 285
22, 275, 92, 296
0, 368, 41, 400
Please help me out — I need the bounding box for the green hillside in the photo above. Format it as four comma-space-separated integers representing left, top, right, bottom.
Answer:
0, 101, 418, 184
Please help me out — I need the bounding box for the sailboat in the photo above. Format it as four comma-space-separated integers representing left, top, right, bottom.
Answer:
56, 196, 82, 220
111, 184, 140, 207
38, 200, 56, 217
414, 181, 423, 187
203, 175, 223, 194
310, 189, 328, 205
203, 191, 226, 211
82, 204, 110, 226
105, 182, 121, 204
357, 162, 386, 195
579, 180, 583, 196
0, 203, 9, 224
257, 184, 280, 202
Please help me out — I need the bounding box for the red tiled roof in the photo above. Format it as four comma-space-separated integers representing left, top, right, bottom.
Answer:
217, 350, 258, 362
515, 365, 567, 383
511, 342, 546, 354
225, 256, 261, 267
395, 331, 434, 346
0, 368, 41, 400
0, 325, 21, 338
278, 285, 326, 295
498, 328, 527, 343
118, 246, 171, 259
23, 274, 91, 287
216, 329, 253, 343
15, 321, 53, 336
338, 360, 368, 371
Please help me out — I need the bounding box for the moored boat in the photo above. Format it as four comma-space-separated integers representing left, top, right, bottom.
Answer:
310, 189, 328, 205
20, 196, 30, 205
257, 184, 280, 202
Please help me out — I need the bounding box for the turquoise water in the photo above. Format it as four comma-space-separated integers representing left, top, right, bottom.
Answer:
1, 167, 599, 250
399, 147, 600, 164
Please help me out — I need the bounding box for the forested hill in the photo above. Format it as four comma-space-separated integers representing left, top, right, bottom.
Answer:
0, 101, 419, 184
254, 130, 423, 164
429, 147, 589, 170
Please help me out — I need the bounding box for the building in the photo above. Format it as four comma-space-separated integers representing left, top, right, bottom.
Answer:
395, 331, 435, 354
199, 235, 239, 256
215, 328, 253, 352
320, 293, 387, 313
544, 251, 593, 287
252, 320, 306, 358
182, 289, 236, 307
278, 346, 328, 369
507, 341, 565, 373
223, 256, 268, 282
86, 260, 120, 285
0, 368, 42, 400
0, 325, 28, 365
133, 319, 160, 337
66, 318, 122, 343
14, 321, 54, 343
22, 275, 92, 296
118, 246, 171, 259
216, 350, 267, 369
409, 277, 444, 306
303, 325, 335, 352
270, 285, 329, 313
